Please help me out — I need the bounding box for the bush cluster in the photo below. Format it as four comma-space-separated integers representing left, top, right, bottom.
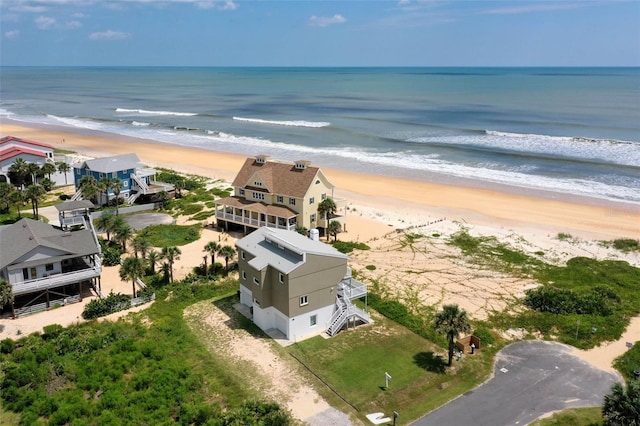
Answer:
82, 292, 132, 319
332, 240, 370, 254
524, 285, 619, 316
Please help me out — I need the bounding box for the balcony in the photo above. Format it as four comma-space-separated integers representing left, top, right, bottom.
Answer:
12, 265, 101, 297
215, 211, 296, 231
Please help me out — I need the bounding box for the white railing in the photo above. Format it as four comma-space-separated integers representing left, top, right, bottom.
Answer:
70, 190, 83, 201
127, 192, 141, 204
338, 277, 368, 300
12, 266, 101, 296
131, 173, 149, 192
216, 211, 296, 231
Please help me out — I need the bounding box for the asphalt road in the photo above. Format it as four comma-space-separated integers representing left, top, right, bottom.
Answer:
412, 341, 620, 426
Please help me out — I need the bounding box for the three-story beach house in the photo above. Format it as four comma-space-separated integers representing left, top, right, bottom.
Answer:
214, 155, 346, 235
72, 153, 174, 206
236, 227, 370, 342
0, 218, 102, 318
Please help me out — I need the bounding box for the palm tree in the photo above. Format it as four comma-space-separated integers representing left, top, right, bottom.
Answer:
57, 162, 71, 185
78, 175, 99, 203
317, 197, 337, 239
41, 162, 57, 180
157, 190, 169, 209
114, 221, 133, 252
26, 162, 40, 185
161, 246, 181, 283
328, 220, 342, 242
112, 180, 123, 214
8, 158, 29, 189
132, 236, 150, 259
146, 249, 161, 275
174, 178, 185, 198
434, 304, 471, 367
93, 210, 116, 241
119, 256, 145, 298
24, 184, 46, 220
204, 241, 221, 272
0, 182, 13, 213
602, 380, 640, 426
100, 177, 118, 207
9, 189, 24, 218
218, 245, 236, 272
0, 278, 14, 319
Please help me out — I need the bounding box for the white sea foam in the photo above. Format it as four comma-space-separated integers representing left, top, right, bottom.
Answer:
47, 115, 105, 130
132, 121, 150, 126
115, 108, 197, 117
233, 116, 330, 128
408, 130, 640, 167
0, 108, 14, 117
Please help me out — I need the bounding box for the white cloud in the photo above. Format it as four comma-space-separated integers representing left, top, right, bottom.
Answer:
5, 30, 20, 39
308, 14, 346, 28
194, 0, 236, 10
35, 16, 56, 29
89, 30, 130, 40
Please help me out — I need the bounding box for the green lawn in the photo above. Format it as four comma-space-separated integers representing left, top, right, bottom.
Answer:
529, 407, 602, 426
288, 311, 498, 422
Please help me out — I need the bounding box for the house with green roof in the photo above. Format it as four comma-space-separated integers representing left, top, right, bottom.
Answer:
0, 218, 102, 318
235, 227, 370, 342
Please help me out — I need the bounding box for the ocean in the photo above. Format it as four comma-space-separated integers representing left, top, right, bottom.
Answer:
1, 67, 639, 205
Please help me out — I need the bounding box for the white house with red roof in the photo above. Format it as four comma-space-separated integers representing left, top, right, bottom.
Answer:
0, 136, 55, 184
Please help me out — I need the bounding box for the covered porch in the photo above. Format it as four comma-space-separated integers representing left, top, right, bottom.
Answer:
215, 196, 298, 233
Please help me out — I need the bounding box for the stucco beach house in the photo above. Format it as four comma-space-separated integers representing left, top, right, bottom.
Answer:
214, 155, 346, 235
236, 227, 370, 342
0, 136, 55, 184
0, 218, 102, 318
72, 153, 174, 206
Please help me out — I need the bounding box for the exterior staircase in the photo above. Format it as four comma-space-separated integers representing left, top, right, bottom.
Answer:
70, 190, 83, 201
326, 272, 371, 336
131, 173, 149, 192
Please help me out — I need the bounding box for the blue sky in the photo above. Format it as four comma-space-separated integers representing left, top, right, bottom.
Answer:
1, 0, 638, 66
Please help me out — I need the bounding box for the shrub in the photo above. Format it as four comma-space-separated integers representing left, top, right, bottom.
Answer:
42, 324, 64, 340
1, 338, 16, 354
365, 265, 377, 271
82, 292, 132, 319
612, 238, 640, 252
473, 327, 495, 346
332, 241, 370, 254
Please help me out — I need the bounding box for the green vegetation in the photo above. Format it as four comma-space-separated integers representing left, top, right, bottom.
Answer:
529, 407, 602, 426
449, 230, 640, 349
365, 264, 377, 271
614, 342, 640, 382
136, 224, 201, 247
82, 292, 132, 319
600, 238, 640, 253
332, 240, 371, 254
0, 281, 292, 425
288, 311, 500, 422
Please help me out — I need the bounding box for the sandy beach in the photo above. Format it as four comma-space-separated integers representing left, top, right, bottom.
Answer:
1, 120, 639, 421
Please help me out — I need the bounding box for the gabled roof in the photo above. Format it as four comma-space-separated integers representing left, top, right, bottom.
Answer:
0, 136, 54, 150
0, 218, 99, 269
232, 157, 334, 198
54, 200, 96, 212
0, 146, 48, 162
236, 227, 346, 274
74, 153, 142, 174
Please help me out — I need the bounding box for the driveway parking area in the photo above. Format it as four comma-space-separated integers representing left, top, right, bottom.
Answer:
412, 341, 620, 426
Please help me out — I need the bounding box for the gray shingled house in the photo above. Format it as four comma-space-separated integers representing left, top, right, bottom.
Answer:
236, 227, 370, 342
0, 218, 102, 317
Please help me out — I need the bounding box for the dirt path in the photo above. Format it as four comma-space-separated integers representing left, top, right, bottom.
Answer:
183, 300, 356, 425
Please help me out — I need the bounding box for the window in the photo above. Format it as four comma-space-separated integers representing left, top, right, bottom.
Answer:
23, 268, 28, 280
310, 315, 317, 326
254, 298, 260, 306
277, 195, 283, 203
299, 295, 308, 306
253, 277, 260, 286
321, 193, 327, 200
254, 192, 265, 200
239, 189, 245, 196
241, 250, 245, 260
315, 179, 320, 184
309, 197, 315, 205
278, 273, 284, 284
254, 181, 263, 186
289, 198, 296, 206
242, 271, 246, 280
310, 214, 316, 223
123, 181, 128, 187
46, 264, 54, 271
